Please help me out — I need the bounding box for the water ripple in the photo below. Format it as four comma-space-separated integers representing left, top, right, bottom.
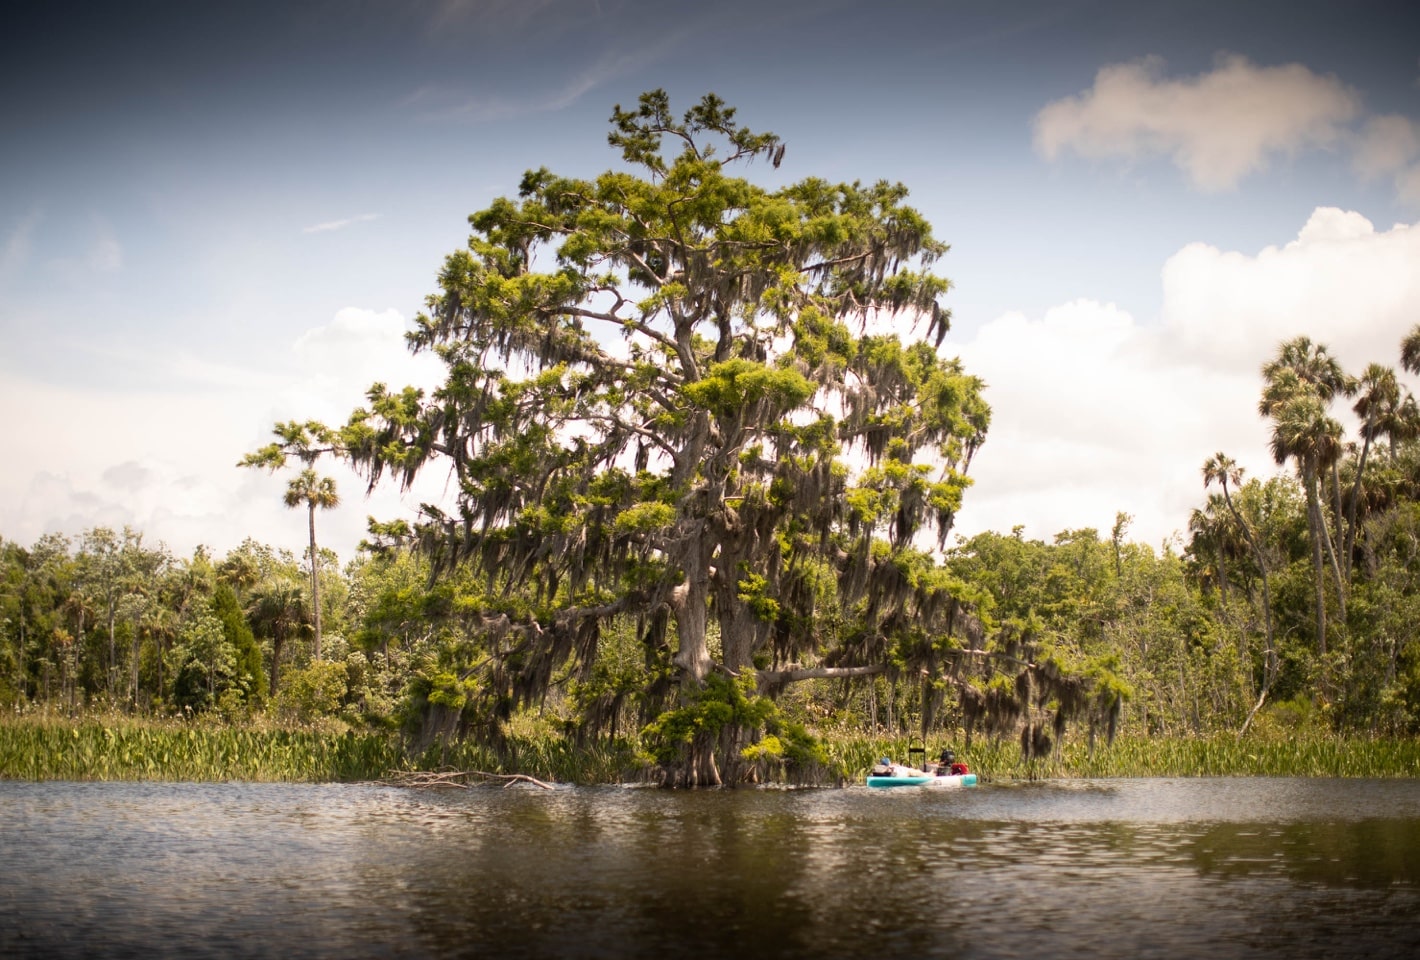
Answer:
2, 779, 1419, 959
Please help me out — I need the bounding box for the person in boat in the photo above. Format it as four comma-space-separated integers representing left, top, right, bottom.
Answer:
937, 749, 969, 776
870, 756, 894, 777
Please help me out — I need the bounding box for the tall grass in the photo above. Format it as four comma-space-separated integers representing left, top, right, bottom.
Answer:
0, 713, 647, 784
821, 730, 1420, 780
1056, 734, 1420, 779
5, 714, 1415, 784
0, 715, 404, 783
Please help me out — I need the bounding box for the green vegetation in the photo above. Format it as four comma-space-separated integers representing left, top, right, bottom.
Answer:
3, 92, 1420, 787
5, 713, 1415, 783
0, 715, 402, 783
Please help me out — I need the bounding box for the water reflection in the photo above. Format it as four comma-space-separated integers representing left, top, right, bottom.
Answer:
2, 780, 1418, 959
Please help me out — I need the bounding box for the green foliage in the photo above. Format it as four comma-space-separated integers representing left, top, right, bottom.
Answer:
680, 359, 814, 419
211, 584, 266, 703
612, 502, 676, 535
0, 716, 404, 782
277, 660, 350, 723
741, 719, 830, 770
1394, 640, 1420, 733
319, 90, 990, 749
640, 674, 774, 765
171, 612, 236, 712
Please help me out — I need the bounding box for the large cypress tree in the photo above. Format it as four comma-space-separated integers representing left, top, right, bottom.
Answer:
282, 91, 991, 781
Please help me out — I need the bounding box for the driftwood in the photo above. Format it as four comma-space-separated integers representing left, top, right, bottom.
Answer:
372, 770, 554, 790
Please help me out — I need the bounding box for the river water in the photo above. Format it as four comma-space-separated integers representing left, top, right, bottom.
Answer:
2, 777, 1419, 959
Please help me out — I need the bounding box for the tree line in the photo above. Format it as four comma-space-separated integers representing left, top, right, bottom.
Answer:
4, 91, 1417, 786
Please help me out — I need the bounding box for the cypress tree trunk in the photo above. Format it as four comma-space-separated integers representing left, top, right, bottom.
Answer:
671, 544, 712, 682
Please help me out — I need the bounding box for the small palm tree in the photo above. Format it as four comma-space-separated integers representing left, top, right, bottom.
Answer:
1401, 323, 1420, 376
284, 469, 339, 661
1262, 337, 1354, 551
1344, 364, 1403, 573
1261, 339, 1352, 660
240, 420, 343, 662
1262, 336, 1350, 402
1267, 388, 1345, 656
249, 579, 308, 697
1203, 453, 1276, 730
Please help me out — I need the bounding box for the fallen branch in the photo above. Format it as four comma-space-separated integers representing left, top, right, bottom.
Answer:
1237, 686, 1270, 740
372, 769, 555, 790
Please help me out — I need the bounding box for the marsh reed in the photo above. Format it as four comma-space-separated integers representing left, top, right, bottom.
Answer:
4, 713, 1415, 784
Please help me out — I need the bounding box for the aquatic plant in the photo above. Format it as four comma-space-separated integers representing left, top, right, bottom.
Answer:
818, 729, 1420, 781
0, 716, 403, 782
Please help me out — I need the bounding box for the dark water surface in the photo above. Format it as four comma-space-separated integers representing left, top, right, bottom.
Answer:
2, 777, 1419, 959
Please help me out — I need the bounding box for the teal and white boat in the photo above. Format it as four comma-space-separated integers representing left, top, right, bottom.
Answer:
865, 764, 977, 789
866, 744, 978, 788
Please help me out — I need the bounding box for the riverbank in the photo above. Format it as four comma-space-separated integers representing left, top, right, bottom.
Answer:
3, 714, 1417, 783
846, 733, 1420, 781
0, 714, 644, 783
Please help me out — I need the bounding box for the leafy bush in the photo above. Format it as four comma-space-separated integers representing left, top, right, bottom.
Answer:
277, 660, 349, 723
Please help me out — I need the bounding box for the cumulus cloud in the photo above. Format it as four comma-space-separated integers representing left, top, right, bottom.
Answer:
1354, 115, 1420, 204
954, 299, 1241, 550
1354, 115, 1419, 178
1158, 208, 1420, 374
953, 207, 1420, 551
1035, 54, 1361, 191
287, 307, 444, 419
0, 307, 448, 562
7, 213, 1418, 561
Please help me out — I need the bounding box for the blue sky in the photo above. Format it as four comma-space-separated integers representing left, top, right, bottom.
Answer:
3, 0, 1420, 561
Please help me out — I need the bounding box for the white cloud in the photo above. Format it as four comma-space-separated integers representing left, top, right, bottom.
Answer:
6, 213, 1417, 563
288, 307, 445, 420
1400, 166, 1420, 206
1158, 208, 1419, 374
1354, 115, 1419, 178
1354, 115, 1420, 205
1035, 54, 1361, 191
302, 213, 380, 234
952, 208, 1420, 551
954, 299, 1238, 551
0, 307, 448, 562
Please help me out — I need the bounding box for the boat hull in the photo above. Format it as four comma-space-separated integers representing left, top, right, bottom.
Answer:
866, 772, 977, 788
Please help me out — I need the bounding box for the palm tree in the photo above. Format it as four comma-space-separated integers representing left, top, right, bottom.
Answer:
1386, 394, 1420, 465
138, 603, 179, 707
1344, 364, 1404, 574
248, 579, 308, 697
1263, 379, 1345, 656
1261, 336, 1351, 402
1261, 336, 1354, 553
1187, 495, 1244, 602
284, 469, 339, 661
1401, 323, 1420, 376
1203, 453, 1276, 731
